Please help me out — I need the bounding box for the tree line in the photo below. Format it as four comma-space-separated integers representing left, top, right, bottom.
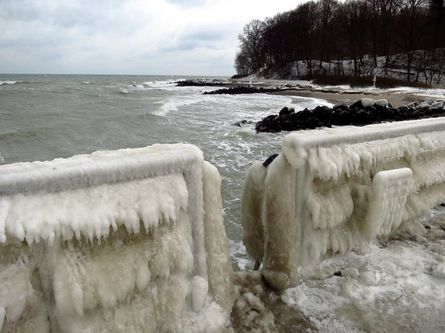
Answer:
235, 0, 445, 83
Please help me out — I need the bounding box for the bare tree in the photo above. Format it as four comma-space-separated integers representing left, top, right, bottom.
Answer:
317, 0, 339, 70
236, 20, 267, 74
342, 0, 371, 76
397, 0, 428, 81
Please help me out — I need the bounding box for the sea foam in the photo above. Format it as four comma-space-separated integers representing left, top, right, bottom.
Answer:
0, 81, 16, 86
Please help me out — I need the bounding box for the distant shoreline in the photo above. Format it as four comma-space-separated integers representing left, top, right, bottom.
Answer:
176, 78, 444, 107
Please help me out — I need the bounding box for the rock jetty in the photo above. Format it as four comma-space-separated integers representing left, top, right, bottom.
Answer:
255, 98, 445, 133
176, 79, 231, 87
204, 86, 283, 95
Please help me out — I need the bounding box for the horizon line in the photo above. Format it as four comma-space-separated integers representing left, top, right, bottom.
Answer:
0, 72, 232, 77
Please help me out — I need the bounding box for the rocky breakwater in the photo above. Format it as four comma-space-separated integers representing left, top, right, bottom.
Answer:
255, 98, 445, 133
176, 79, 232, 87
176, 79, 297, 95
204, 86, 284, 95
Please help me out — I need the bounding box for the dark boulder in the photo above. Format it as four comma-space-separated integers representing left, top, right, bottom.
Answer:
279, 107, 295, 116
333, 103, 348, 110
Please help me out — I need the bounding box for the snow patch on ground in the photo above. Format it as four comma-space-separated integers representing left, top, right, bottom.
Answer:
282, 211, 445, 333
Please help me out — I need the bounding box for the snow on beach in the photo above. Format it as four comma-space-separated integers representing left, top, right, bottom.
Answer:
283, 212, 445, 332
232, 213, 445, 332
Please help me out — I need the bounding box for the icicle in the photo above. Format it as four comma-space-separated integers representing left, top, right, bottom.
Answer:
71, 282, 84, 316
0, 200, 9, 243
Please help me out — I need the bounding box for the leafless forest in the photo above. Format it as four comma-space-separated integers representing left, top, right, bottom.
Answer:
235, 0, 445, 84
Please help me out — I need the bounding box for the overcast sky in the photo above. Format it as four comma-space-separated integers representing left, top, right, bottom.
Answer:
0, 0, 298, 76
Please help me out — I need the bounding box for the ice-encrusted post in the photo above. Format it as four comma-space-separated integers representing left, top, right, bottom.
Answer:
242, 117, 445, 290
184, 163, 208, 279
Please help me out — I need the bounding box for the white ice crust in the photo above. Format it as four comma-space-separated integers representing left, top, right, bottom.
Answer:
242, 117, 445, 290
0, 175, 188, 245
0, 144, 234, 332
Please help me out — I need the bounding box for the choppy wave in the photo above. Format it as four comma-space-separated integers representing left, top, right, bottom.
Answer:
142, 79, 180, 89
0, 81, 16, 85
126, 80, 180, 93
152, 88, 296, 118
152, 88, 332, 120
0, 80, 52, 86
128, 80, 180, 91
229, 240, 251, 270
230, 126, 256, 138
207, 92, 330, 121
153, 95, 203, 116
0, 128, 47, 143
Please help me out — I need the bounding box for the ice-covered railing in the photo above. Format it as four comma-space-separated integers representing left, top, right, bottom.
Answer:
0, 144, 234, 332
241, 117, 445, 290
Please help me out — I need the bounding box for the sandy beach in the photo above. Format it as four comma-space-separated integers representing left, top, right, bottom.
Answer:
269, 88, 421, 107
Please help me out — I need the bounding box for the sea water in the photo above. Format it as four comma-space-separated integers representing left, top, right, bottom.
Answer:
0, 74, 331, 269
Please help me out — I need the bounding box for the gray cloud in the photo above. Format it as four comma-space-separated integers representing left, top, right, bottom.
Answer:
161, 29, 228, 52
166, 0, 205, 7
0, 0, 299, 75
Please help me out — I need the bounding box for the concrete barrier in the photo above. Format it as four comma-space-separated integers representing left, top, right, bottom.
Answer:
241, 117, 445, 290
0, 144, 234, 332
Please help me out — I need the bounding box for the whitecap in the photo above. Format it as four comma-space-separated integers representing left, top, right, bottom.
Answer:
153, 95, 202, 116
199, 92, 332, 122
0, 81, 16, 86
229, 240, 251, 271
142, 79, 180, 89
227, 126, 256, 138
126, 80, 180, 92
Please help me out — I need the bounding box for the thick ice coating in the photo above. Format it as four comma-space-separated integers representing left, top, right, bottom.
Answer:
241, 117, 445, 290
0, 175, 189, 245
0, 144, 234, 332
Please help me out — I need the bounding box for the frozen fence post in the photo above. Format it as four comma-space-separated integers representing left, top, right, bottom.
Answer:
0, 144, 234, 332
364, 168, 413, 239
241, 117, 445, 290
